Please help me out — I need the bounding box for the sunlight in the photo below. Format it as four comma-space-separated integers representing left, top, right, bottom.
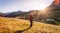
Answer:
39, 5, 47, 10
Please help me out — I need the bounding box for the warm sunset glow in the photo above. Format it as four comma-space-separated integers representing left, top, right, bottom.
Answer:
54, 0, 59, 5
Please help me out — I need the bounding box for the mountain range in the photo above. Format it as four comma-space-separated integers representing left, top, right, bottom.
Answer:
0, 1, 60, 19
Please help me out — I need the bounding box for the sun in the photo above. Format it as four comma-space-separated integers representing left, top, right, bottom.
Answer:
40, 7, 46, 10
39, 5, 47, 10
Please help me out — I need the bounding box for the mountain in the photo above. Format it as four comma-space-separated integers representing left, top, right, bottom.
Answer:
47, 1, 60, 10
5, 11, 22, 17
46, 1, 60, 19
1, 1, 60, 19
0, 12, 6, 17
5, 11, 28, 17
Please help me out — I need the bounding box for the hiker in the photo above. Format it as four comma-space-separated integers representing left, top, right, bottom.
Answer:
14, 13, 34, 33
29, 13, 34, 26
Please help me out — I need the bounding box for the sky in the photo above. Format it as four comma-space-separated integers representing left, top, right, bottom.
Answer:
0, 0, 54, 13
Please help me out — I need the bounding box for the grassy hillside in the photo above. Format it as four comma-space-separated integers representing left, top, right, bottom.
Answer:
0, 17, 60, 33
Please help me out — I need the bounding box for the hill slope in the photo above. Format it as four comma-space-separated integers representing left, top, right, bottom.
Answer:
0, 17, 60, 33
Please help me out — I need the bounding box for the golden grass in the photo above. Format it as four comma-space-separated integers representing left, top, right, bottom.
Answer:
0, 17, 60, 33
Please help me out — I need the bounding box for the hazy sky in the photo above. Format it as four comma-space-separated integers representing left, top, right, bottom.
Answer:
0, 0, 54, 13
